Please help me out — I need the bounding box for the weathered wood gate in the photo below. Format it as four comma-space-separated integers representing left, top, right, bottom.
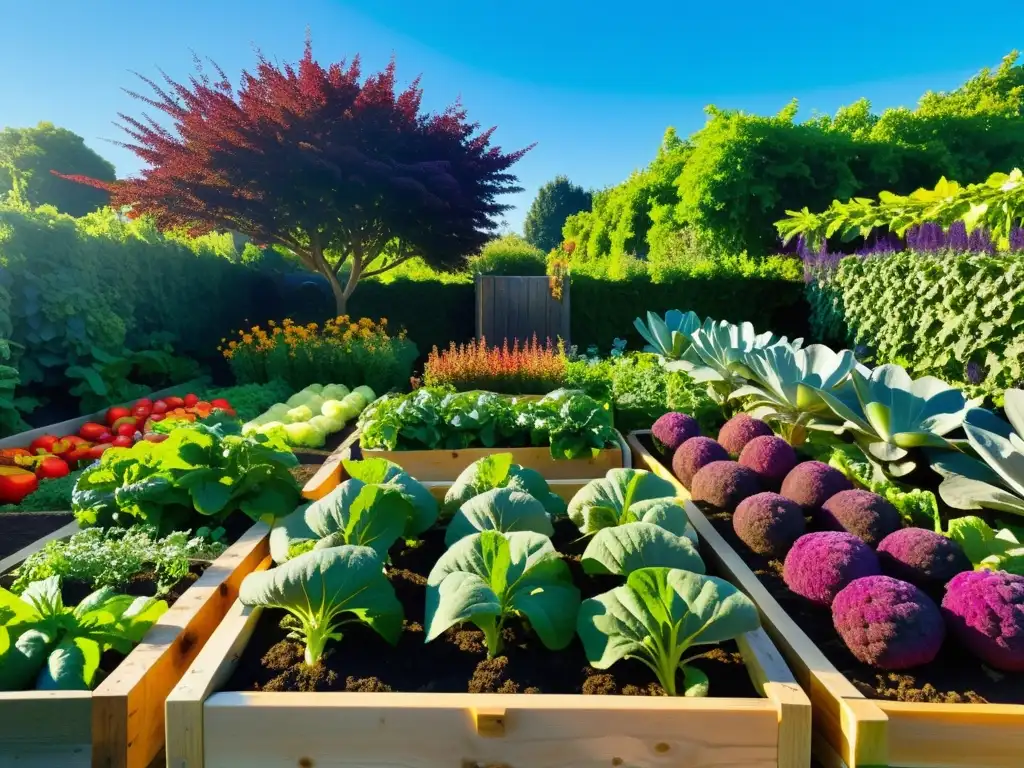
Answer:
475, 275, 570, 345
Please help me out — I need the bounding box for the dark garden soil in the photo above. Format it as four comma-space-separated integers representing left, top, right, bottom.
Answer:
226, 519, 760, 698
637, 433, 1024, 704
0, 512, 74, 559
289, 464, 319, 487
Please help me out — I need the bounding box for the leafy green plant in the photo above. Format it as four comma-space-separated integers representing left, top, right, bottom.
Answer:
576, 568, 759, 696
11, 526, 224, 594
0, 576, 167, 690
71, 421, 300, 535
442, 453, 565, 517
444, 487, 554, 547
633, 310, 701, 360
269, 480, 414, 563
341, 457, 438, 538
943, 516, 1024, 574
581, 523, 704, 577
238, 545, 403, 666
567, 468, 680, 536
425, 530, 580, 658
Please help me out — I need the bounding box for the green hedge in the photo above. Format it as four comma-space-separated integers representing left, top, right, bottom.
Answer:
808, 251, 1024, 399
569, 273, 808, 351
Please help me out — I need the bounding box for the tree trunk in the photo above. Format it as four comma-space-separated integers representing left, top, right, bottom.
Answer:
328, 276, 347, 316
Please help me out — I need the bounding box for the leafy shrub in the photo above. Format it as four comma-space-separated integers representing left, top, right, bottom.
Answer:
469, 234, 547, 276
423, 335, 566, 394
807, 249, 1024, 398
223, 316, 417, 395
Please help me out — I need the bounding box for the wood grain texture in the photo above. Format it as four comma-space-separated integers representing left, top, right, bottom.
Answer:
0, 519, 80, 574
91, 523, 270, 768
0, 690, 92, 766
203, 691, 781, 768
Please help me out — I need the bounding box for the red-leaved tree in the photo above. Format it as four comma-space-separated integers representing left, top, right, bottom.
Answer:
63, 40, 531, 313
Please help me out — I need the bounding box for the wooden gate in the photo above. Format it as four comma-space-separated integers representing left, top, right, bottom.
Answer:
475, 275, 570, 345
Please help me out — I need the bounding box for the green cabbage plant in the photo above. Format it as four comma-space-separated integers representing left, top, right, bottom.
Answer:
442, 453, 566, 517
732, 343, 857, 444
239, 546, 403, 666
269, 479, 414, 563
934, 390, 1024, 516
816, 363, 975, 477
943, 516, 1024, 574
567, 468, 686, 536
633, 310, 701, 360
444, 487, 555, 546
0, 577, 167, 691
425, 530, 580, 658
577, 568, 759, 696
342, 457, 438, 537
581, 522, 704, 577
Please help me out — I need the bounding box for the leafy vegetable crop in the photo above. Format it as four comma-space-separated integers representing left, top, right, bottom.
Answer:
0, 576, 167, 690
442, 453, 566, 517
444, 487, 554, 546
567, 468, 685, 536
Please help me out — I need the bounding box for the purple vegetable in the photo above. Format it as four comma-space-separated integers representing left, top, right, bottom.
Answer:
690, 461, 761, 510
783, 531, 880, 606
733, 492, 806, 557
832, 575, 945, 669
651, 412, 701, 454
780, 461, 853, 510
717, 414, 774, 455
672, 436, 729, 487
738, 435, 798, 489
942, 570, 1024, 672
877, 528, 971, 589
818, 489, 902, 547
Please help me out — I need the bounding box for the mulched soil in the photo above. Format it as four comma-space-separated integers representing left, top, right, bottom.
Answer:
227, 518, 760, 698
0, 512, 75, 560
637, 432, 1024, 704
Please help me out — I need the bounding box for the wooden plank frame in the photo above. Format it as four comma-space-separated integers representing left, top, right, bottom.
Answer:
165, 479, 810, 768
628, 430, 1024, 768
0, 522, 271, 768
358, 427, 630, 482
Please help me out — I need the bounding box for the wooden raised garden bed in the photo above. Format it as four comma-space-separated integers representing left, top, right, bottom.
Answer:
628, 430, 1024, 768
166, 477, 811, 768
0, 521, 270, 768
356, 427, 630, 482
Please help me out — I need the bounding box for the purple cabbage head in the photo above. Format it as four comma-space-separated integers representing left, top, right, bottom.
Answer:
783, 531, 881, 606
942, 570, 1024, 672
877, 528, 971, 589
651, 412, 701, 454
832, 575, 946, 669
672, 436, 729, 487
818, 489, 902, 547
738, 435, 798, 489
690, 460, 761, 510
717, 414, 774, 456
733, 492, 806, 557
780, 461, 853, 510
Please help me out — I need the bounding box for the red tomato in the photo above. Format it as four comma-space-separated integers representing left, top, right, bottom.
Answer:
134, 397, 153, 409
148, 413, 166, 423
143, 432, 169, 443
96, 431, 114, 444
152, 400, 169, 415
115, 423, 137, 438
112, 416, 137, 431
210, 398, 231, 410
183, 393, 199, 407
0, 466, 39, 504
29, 435, 60, 455
79, 422, 108, 441
164, 396, 185, 409
87, 444, 112, 460
132, 404, 152, 421
106, 406, 132, 426
35, 456, 70, 479
111, 435, 134, 448
54, 435, 87, 455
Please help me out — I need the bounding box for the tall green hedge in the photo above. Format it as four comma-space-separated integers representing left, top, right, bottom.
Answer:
808, 251, 1024, 399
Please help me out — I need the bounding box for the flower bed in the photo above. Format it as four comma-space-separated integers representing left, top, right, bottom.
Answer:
630, 430, 1024, 768
166, 457, 810, 768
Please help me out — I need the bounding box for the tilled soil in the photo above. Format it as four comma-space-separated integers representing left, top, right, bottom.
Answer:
227, 520, 760, 697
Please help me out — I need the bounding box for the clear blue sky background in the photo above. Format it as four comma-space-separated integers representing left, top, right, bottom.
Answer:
3, 1, 1021, 231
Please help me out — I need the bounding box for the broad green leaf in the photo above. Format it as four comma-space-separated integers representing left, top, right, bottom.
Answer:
36, 636, 102, 690
567, 468, 676, 535
342, 457, 438, 536
445, 487, 554, 547
300, 481, 411, 559
0, 629, 54, 691
581, 522, 705, 576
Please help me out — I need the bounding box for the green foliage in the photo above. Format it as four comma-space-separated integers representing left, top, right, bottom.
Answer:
580, 522, 704, 577
71, 421, 300, 535
445, 486, 554, 546
943, 516, 1024, 574
10, 526, 225, 595
0, 576, 166, 690
238, 545, 403, 666
0, 123, 115, 216
442, 453, 565, 517
566, 468, 678, 535
341, 457, 439, 537
810, 250, 1024, 397
469, 234, 547, 276
199, 380, 294, 423
523, 176, 592, 252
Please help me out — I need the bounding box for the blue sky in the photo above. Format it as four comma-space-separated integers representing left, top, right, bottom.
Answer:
3, 1, 1021, 231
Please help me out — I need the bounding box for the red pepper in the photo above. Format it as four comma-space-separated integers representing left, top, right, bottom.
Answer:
0, 466, 39, 504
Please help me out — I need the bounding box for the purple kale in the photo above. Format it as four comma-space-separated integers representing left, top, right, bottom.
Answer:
941, 570, 1024, 672
672, 436, 729, 487
717, 414, 774, 456
780, 461, 853, 511
689, 460, 761, 510
818, 489, 902, 547
733, 492, 806, 557
877, 528, 971, 589
832, 576, 945, 669
651, 412, 701, 454
738, 435, 798, 489
783, 531, 881, 606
